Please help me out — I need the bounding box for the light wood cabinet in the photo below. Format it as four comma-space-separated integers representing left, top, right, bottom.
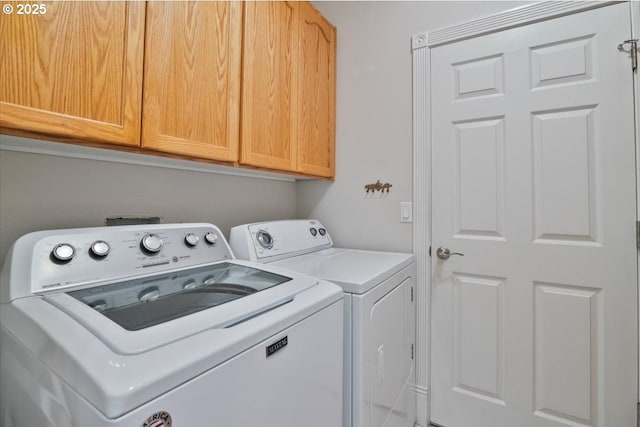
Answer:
0, 1, 145, 146
240, 1, 299, 171
1, 1, 335, 178
142, 2, 242, 162
296, 2, 336, 178
240, 1, 336, 178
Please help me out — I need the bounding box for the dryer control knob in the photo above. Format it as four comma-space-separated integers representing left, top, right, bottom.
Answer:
141, 234, 163, 254
51, 243, 75, 263
256, 230, 274, 249
204, 232, 218, 245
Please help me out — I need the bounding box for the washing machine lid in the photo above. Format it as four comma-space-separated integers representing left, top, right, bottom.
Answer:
272, 248, 415, 294
43, 260, 316, 355
66, 262, 291, 332
3, 260, 342, 419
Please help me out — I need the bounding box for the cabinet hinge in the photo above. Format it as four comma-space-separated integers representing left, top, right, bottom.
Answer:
618, 39, 638, 71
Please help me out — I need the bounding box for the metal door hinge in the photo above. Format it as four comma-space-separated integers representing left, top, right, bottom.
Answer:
618, 39, 638, 71
636, 221, 640, 249
428, 246, 432, 257
411, 286, 414, 302
411, 344, 414, 360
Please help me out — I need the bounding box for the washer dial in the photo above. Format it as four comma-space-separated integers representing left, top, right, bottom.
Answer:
89, 240, 110, 258
141, 234, 163, 254
51, 243, 75, 263
184, 233, 199, 247
204, 232, 218, 245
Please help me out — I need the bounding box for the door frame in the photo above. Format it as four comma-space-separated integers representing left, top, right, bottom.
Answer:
411, 2, 639, 425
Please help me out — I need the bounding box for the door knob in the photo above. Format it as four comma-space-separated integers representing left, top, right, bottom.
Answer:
436, 246, 464, 260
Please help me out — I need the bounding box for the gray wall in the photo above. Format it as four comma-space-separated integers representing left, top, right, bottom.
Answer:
0, 145, 296, 263
299, 1, 529, 253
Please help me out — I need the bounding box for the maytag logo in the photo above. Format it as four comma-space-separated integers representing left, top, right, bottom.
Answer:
266, 336, 288, 358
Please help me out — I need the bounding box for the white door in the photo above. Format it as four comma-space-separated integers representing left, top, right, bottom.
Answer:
430, 4, 637, 427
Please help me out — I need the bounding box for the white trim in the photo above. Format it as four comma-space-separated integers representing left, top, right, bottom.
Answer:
412, 32, 428, 51
412, 33, 430, 427
423, 1, 618, 48
412, 0, 632, 423
631, 0, 640, 405
0, 135, 297, 183
413, 384, 430, 427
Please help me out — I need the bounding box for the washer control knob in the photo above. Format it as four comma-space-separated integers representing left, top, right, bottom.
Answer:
204, 232, 218, 245
256, 230, 274, 249
51, 243, 75, 263
318, 228, 327, 236
89, 240, 110, 258
309, 227, 318, 236
184, 233, 199, 247
141, 234, 163, 254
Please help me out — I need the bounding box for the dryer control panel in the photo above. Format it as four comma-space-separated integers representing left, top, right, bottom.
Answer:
230, 220, 333, 263
1, 223, 233, 301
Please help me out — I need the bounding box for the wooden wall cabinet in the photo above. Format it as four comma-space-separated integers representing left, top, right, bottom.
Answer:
240, 1, 336, 178
141, 2, 242, 162
1, 1, 336, 178
0, 1, 145, 146
240, 1, 299, 172
296, 2, 336, 178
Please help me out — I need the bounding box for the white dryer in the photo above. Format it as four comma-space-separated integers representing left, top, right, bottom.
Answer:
0, 223, 343, 427
230, 219, 416, 427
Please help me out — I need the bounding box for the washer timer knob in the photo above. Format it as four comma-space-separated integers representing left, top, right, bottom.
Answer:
204, 232, 218, 245
90, 240, 110, 258
141, 234, 163, 254
184, 233, 199, 247
51, 243, 75, 263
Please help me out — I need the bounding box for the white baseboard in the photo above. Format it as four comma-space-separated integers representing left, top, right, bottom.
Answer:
414, 384, 429, 427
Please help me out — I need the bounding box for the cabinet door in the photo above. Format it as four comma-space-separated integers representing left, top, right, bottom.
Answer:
142, 1, 242, 162
0, 1, 145, 146
296, 2, 336, 178
240, 1, 299, 171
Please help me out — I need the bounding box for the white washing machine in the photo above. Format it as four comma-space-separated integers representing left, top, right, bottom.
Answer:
0, 223, 344, 427
230, 219, 416, 427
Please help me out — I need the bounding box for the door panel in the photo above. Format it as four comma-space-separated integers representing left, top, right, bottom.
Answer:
240, 1, 299, 171
0, 1, 144, 146
430, 4, 637, 427
142, 1, 242, 161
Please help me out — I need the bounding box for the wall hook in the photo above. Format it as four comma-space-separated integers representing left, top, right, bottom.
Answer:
365, 180, 392, 194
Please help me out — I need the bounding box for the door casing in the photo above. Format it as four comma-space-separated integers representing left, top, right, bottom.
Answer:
411, 2, 640, 425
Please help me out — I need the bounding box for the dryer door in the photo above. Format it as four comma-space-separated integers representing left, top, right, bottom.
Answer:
370, 276, 413, 427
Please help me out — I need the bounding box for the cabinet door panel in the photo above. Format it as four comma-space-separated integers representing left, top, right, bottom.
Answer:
297, 2, 336, 178
0, 1, 144, 146
240, 1, 299, 171
142, 1, 241, 162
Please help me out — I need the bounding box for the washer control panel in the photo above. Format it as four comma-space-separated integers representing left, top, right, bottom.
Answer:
21, 223, 233, 295
229, 220, 333, 262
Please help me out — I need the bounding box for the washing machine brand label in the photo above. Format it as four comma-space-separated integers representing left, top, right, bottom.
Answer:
266, 336, 288, 357
142, 411, 172, 427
